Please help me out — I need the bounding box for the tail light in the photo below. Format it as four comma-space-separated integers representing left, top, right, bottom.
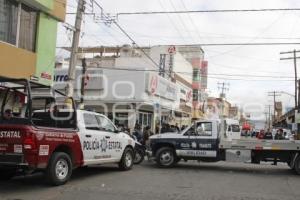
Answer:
23, 132, 37, 150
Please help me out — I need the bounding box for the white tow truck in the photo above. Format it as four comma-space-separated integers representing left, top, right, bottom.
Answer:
149, 119, 300, 174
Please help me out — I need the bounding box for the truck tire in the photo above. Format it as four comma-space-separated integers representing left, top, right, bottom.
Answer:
119, 147, 134, 170
294, 155, 300, 175
133, 148, 145, 165
46, 152, 72, 186
155, 147, 177, 168
0, 169, 16, 181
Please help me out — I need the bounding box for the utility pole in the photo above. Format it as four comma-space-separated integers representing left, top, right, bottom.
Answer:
265, 105, 272, 129
66, 0, 85, 98
268, 91, 281, 121
298, 79, 300, 139
79, 58, 87, 109
280, 49, 300, 107
217, 82, 229, 119
218, 82, 229, 99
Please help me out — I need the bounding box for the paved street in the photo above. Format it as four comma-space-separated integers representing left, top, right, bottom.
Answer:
0, 161, 299, 200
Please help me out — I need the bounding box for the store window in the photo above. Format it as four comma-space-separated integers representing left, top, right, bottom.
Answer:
0, 0, 37, 52
192, 69, 200, 81
138, 112, 152, 129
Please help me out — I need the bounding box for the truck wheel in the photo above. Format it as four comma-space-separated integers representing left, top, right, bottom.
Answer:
0, 169, 16, 181
46, 152, 72, 186
156, 147, 176, 168
119, 147, 134, 170
294, 155, 300, 175
133, 149, 145, 165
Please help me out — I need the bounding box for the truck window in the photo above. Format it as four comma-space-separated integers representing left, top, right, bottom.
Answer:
231, 125, 240, 132
97, 115, 116, 133
31, 97, 76, 129
196, 122, 212, 136
83, 113, 100, 130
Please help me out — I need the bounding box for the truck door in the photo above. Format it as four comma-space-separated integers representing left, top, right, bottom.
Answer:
96, 115, 124, 161
191, 121, 218, 158
79, 113, 110, 165
79, 113, 100, 165
176, 126, 206, 157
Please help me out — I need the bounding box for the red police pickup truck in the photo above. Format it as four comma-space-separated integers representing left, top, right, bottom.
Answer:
0, 78, 135, 185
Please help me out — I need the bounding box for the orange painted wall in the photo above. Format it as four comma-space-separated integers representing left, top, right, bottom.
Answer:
0, 42, 36, 78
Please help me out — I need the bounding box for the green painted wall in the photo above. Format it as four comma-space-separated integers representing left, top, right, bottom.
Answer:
35, 13, 58, 85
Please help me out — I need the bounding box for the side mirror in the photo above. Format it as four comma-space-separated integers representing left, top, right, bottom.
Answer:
114, 129, 120, 133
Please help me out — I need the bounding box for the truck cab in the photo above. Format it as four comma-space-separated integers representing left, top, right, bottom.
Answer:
223, 118, 241, 140
149, 119, 222, 167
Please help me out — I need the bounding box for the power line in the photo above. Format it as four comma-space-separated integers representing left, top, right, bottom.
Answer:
173, 42, 300, 46
94, 66, 295, 79
117, 8, 300, 17
157, 0, 187, 43
167, 0, 194, 43
91, 0, 160, 68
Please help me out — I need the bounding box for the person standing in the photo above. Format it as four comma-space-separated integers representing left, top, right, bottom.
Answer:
133, 124, 142, 142
143, 126, 153, 147
275, 129, 284, 140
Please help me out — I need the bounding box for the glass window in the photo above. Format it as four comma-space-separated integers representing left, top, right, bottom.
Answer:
0, 0, 37, 51
143, 113, 147, 126
184, 126, 195, 136
147, 114, 152, 127
139, 113, 143, 124
98, 116, 116, 132
196, 122, 212, 136
83, 113, 99, 130
193, 69, 200, 81
193, 89, 199, 101
18, 4, 37, 51
0, 0, 18, 45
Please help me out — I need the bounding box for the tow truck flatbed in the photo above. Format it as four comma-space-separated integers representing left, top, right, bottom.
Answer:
220, 138, 300, 151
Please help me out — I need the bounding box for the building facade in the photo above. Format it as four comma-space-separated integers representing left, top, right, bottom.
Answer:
54, 45, 202, 132
176, 46, 208, 120
0, 0, 66, 85
206, 97, 232, 119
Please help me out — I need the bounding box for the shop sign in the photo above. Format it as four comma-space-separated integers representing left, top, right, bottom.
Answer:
53, 68, 103, 90
146, 73, 177, 101
41, 72, 52, 80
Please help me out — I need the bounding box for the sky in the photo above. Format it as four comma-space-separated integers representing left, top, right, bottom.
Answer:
57, 0, 300, 120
